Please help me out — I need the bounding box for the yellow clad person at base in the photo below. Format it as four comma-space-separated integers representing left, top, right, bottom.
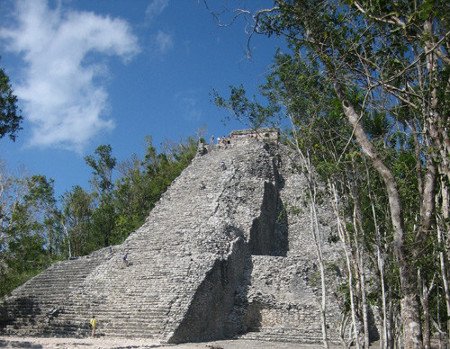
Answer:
90, 315, 97, 337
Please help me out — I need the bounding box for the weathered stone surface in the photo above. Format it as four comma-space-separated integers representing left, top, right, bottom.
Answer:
0, 134, 344, 344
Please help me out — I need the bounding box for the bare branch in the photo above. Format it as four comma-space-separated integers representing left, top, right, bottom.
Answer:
436, 47, 450, 66
353, 1, 406, 28
374, 29, 450, 90
202, 1, 279, 58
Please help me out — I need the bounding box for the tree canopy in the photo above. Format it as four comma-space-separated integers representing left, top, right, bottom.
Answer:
0, 66, 22, 141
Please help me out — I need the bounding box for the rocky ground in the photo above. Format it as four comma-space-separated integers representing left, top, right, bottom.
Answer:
0, 336, 342, 349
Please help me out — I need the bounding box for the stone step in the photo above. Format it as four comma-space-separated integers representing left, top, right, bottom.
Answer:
239, 330, 325, 344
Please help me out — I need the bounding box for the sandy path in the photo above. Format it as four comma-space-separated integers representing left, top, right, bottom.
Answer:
0, 336, 335, 349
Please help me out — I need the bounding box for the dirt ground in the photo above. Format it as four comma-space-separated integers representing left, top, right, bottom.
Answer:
0, 336, 341, 349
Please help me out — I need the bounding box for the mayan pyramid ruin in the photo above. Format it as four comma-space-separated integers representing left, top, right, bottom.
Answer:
0, 129, 345, 344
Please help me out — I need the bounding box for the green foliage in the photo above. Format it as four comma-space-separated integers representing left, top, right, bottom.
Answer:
61, 185, 93, 257
85, 144, 117, 194
362, 112, 390, 140
213, 85, 280, 128
0, 174, 62, 297
0, 65, 22, 141
64, 136, 198, 255
0, 135, 198, 297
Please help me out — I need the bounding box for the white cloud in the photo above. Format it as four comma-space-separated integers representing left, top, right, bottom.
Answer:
175, 91, 203, 122
155, 30, 173, 54
0, 0, 140, 152
145, 0, 169, 23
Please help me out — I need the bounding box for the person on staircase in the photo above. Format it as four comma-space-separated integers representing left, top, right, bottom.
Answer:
123, 252, 129, 266
90, 316, 97, 337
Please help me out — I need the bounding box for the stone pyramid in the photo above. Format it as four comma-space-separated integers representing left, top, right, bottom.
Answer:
0, 131, 343, 344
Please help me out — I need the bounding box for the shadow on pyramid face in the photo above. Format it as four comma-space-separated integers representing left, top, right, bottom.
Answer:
249, 181, 288, 257
0, 296, 42, 330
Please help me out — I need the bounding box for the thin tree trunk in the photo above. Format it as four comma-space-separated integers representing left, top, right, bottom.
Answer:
438, 177, 450, 343
424, 20, 450, 185
438, 225, 450, 345
331, 182, 362, 349
365, 163, 389, 349
290, 117, 329, 349
435, 291, 448, 349
306, 153, 329, 349
359, 252, 369, 349
387, 296, 395, 349
340, 313, 352, 349
310, 194, 329, 349
376, 244, 389, 349
418, 269, 435, 349
370, 201, 389, 349
350, 183, 370, 349
62, 221, 72, 259
334, 84, 423, 349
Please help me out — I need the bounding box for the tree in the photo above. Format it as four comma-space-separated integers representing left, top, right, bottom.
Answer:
1, 134, 198, 296
23, 175, 62, 257
0, 172, 61, 297
81, 138, 198, 249
85, 144, 117, 248
85, 144, 117, 195
61, 186, 94, 257
112, 136, 198, 243
209, 1, 449, 347
0, 66, 22, 141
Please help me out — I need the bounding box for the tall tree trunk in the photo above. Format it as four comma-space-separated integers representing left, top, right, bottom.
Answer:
365, 163, 390, 349
290, 125, 329, 349
424, 20, 450, 185
350, 184, 370, 348
438, 225, 450, 345
331, 182, 362, 349
438, 176, 450, 343
418, 269, 435, 349
376, 243, 389, 349
387, 296, 396, 349
61, 221, 72, 259
334, 84, 423, 349
340, 313, 352, 349
311, 193, 329, 349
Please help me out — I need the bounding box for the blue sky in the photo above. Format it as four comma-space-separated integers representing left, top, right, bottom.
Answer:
0, 0, 281, 197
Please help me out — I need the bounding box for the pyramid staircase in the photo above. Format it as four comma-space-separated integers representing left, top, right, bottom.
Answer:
1, 140, 286, 342
1, 137, 345, 344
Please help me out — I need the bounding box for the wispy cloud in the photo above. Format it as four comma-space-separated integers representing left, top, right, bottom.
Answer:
145, 0, 169, 23
0, 0, 140, 152
175, 91, 203, 122
155, 30, 173, 54
144, 1, 173, 56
